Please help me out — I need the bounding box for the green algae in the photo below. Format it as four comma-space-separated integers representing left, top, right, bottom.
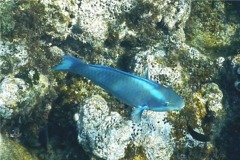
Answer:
0, 134, 38, 160
185, 1, 240, 58
53, 74, 130, 119
0, 0, 71, 45
121, 144, 147, 160
0, 56, 13, 75
0, 1, 16, 37
121, 1, 165, 48
56, 77, 107, 105
15, 68, 40, 86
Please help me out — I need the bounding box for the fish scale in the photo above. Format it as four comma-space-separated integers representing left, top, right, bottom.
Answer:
53, 55, 185, 123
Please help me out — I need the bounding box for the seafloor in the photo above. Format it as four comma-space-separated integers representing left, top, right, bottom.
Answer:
0, 0, 240, 160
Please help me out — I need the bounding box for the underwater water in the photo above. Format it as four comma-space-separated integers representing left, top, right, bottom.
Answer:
0, 0, 240, 160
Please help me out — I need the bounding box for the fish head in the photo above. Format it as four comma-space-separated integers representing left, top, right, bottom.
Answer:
149, 87, 185, 112
163, 89, 185, 111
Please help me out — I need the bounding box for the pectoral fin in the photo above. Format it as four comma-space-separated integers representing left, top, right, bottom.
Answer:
131, 106, 147, 123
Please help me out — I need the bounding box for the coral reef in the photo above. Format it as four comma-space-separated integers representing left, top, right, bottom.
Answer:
73, 0, 137, 46
185, 1, 240, 58
0, 41, 29, 76
0, 77, 28, 119
213, 53, 240, 160
76, 95, 132, 160
0, 0, 240, 159
0, 133, 38, 160
76, 95, 176, 160
0, 1, 16, 36
0, 41, 50, 120
74, 40, 226, 159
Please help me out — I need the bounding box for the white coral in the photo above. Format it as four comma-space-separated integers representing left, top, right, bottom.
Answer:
76, 95, 175, 160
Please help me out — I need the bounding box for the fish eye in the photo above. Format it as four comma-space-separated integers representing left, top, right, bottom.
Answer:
165, 102, 170, 106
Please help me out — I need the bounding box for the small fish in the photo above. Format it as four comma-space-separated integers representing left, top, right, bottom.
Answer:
53, 55, 185, 123
187, 124, 210, 142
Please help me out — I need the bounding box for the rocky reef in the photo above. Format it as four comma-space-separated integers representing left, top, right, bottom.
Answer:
0, 40, 50, 119
0, 133, 39, 160
0, 0, 240, 160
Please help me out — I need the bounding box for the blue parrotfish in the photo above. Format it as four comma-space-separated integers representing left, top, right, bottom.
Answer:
53, 55, 185, 123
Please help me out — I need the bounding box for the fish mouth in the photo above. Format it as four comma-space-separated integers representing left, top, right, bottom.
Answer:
179, 101, 185, 109
173, 100, 185, 110
166, 100, 185, 111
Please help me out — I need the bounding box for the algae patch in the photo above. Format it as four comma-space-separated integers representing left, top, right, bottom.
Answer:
0, 133, 38, 160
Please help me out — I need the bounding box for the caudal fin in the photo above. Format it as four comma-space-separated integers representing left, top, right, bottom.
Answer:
52, 55, 85, 71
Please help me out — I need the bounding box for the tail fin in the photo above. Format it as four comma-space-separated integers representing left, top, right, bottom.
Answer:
52, 55, 85, 71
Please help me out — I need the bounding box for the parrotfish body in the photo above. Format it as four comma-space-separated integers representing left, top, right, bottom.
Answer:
53, 55, 185, 123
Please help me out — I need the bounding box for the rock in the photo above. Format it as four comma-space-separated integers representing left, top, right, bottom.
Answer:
0, 77, 28, 119
0, 133, 38, 160
0, 41, 28, 76
76, 95, 177, 160
76, 95, 132, 160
